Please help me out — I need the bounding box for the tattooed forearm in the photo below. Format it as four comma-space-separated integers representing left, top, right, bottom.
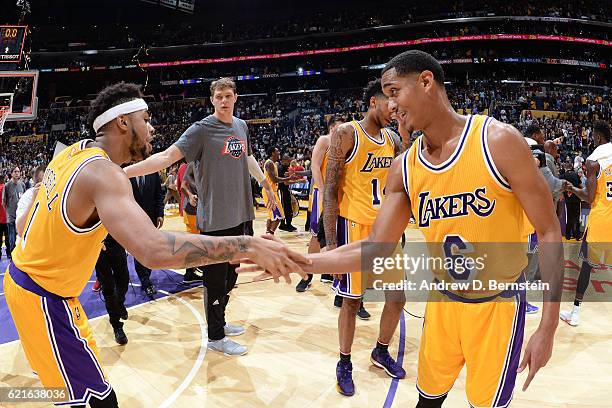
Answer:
323, 123, 351, 248
161, 231, 251, 268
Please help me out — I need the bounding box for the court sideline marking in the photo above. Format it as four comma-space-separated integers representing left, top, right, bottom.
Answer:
157, 289, 207, 408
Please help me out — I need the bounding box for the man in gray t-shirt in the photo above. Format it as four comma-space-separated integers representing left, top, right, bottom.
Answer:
2, 166, 26, 259
174, 114, 254, 232
124, 78, 278, 356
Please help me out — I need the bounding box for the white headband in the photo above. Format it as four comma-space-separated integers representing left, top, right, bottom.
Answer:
93, 98, 148, 133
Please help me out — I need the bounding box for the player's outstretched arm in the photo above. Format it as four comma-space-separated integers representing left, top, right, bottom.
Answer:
124, 145, 184, 178
298, 157, 412, 275
487, 119, 563, 391
87, 161, 309, 282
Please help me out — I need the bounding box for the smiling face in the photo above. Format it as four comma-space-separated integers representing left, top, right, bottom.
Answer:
381, 67, 437, 134
211, 87, 238, 116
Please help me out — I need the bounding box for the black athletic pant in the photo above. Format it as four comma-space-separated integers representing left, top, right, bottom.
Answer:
133, 259, 152, 289
200, 222, 246, 341
565, 202, 581, 240
0, 223, 8, 258
95, 239, 129, 330
279, 188, 293, 227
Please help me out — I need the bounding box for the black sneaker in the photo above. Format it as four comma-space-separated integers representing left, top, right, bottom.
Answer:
120, 306, 128, 321
295, 278, 312, 292
321, 274, 333, 283
334, 295, 343, 308
145, 285, 157, 299
357, 303, 370, 320
114, 327, 128, 345
182, 270, 202, 284
286, 225, 298, 232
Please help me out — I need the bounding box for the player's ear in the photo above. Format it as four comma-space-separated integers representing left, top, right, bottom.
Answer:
116, 115, 129, 130
420, 70, 434, 91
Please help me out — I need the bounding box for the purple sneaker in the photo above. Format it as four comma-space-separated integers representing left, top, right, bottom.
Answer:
370, 348, 406, 379
336, 360, 355, 396
526, 302, 539, 314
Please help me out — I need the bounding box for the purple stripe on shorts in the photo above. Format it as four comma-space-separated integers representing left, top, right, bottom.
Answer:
45, 298, 110, 404
310, 188, 319, 234
495, 295, 526, 406
272, 205, 283, 221
332, 216, 352, 296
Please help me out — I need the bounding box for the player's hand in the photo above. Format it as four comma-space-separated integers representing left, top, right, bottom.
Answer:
189, 194, 198, 207
231, 235, 311, 283
517, 326, 555, 391
263, 185, 277, 210
157, 217, 164, 229
101, 243, 106, 251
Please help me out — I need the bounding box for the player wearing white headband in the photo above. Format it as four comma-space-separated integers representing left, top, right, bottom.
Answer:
4, 82, 310, 407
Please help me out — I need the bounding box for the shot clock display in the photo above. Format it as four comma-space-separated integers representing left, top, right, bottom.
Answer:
0, 26, 27, 63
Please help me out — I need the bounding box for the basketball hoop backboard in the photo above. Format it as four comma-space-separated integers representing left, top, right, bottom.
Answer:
0, 70, 38, 121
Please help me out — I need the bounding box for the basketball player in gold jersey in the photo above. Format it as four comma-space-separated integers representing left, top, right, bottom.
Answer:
3, 82, 308, 407
324, 79, 406, 396
560, 120, 612, 326
294, 116, 343, 291
239, 51, 563, 406
263, 147, 290, 234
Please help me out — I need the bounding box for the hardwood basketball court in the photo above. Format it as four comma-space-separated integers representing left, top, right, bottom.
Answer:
1, 210, 611, 407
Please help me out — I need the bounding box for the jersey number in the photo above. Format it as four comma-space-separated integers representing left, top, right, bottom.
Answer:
371, 178, 386, 206
442, 235, 475, 281
607, 181, 612, 200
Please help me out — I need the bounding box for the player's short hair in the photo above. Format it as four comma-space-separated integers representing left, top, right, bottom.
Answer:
382, 50, 445, 86
525, 123, 541, 138
87, 82, 143, 131
363, 79, 385, 106
34, 164, 47, 177
210, 77, 237, 95
267, 146, 278, 157
326, 114, 343, 129
593, 120, 611, 142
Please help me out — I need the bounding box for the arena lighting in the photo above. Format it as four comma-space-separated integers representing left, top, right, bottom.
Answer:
501, 80, 523, 84
276, 89, 330, 95
138, 34, 610, 69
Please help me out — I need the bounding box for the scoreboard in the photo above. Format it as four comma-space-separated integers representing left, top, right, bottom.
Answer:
0, 26, 27, 63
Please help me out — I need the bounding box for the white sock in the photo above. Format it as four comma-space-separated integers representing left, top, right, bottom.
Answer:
572, 305, 581, 315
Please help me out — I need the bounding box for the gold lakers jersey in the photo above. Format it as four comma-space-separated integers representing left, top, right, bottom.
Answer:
12, 140, 110, 297
264, 159, 280, 191
403, 115, 527, 297
585, 143, 612, 242
338, 120, 395, 225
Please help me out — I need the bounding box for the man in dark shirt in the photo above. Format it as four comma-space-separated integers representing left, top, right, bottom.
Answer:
278, 154, 297, 232
560, 162, 582, 240
130, 172, 165, 297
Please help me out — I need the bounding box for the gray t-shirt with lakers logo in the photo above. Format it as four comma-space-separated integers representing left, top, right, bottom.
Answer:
174, 114, 254, 232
